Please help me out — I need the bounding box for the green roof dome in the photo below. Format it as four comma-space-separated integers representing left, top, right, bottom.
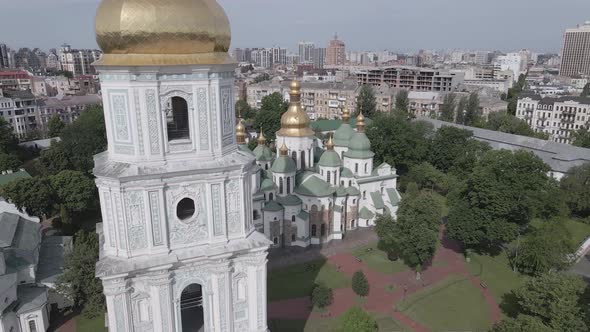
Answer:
348, 132, 371, 151
333, 123, 355, 147
271, 156, 296, 174
318, 150, 341, 167
253, 144, 273, 161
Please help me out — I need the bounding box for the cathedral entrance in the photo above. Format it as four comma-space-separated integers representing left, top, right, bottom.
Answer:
180, 284, 205, 332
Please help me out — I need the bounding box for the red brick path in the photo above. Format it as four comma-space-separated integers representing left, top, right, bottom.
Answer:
268, 228, 502, 331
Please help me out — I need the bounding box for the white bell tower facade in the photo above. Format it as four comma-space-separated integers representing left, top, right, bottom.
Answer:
93, 1, 271, 332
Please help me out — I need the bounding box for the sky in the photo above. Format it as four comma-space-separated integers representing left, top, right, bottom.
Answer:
1, 0, 589, 53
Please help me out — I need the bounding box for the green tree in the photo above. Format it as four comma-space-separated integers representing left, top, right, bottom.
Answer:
352, 270, 369, 297
311, 284, 333, 309
0, 176, 55, 218
375, 213, 397, 255
484, 112, 547, 139
0, 117, 19, 154
56, 231, 105, 318
447, 150, 555, 251
439, 93, 456, 122
38, 141, 73, 175
506, 74, 527, 115
47, 115, 66, 137
455, 95, 468, 124
428, 126, 490, 175
571, 128, 590, 148
252, 93, 288, 142
404, 162, 448, 194
235, 100, 255, 120
464, 92, 481, 126
394, 90, 410, 117
491, 315, 553, 332
356, 85, 377, 117
513, 219, 575, 275
511, 272, 588, 331
49, 170, 97, 221
337, 307, 378, 332
581, 83, 590, 97
560, 163, 590, 218
365, 114, 432, 174
0, 153, 21, 172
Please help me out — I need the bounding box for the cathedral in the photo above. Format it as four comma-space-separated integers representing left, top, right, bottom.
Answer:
237, 81, 401, 248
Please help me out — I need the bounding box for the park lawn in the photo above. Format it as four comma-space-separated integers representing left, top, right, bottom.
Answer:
268, 260, 350, 302
76, 313, 107, 332
396, 276, 491, 332
351, 243, 411, 275
269, 313, 408, 331
529, 218, 590, 247
375, 313, 410, 332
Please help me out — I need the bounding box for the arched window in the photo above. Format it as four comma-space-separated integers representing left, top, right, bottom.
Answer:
167, 97, 190, 141
269, 193, 274, 201
253, 210, 260, 220
353, 199, 356, 204
327, 170, 331, 183
321, 224, 326, 236
279, 178, 284, 194
355, 163, 359, 173
333, 171, 337, 184
292, 215, 296, 222
381, 187, 384, 194
287, 177, 291, 194
351, 219, 355, 228
349, 180, 352, 186
273, 237, 278, 245
292, 151, 297, 166
341, 180, 344, 186
291, 233, 296, 242
311, 224, 317, 237
363, 191, 366, 199
364, 164, 368, 173
265, 164, 268, 170
301, 150, 306, 169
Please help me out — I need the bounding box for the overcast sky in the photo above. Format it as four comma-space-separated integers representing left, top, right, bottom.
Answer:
1, 0, 589, 53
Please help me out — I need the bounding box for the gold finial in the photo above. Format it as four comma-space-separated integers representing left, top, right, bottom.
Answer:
342, 106, 350, 122
257, 129, 267, 145
235, 118, 246, 145
279, 142, 289, 156
356, 112, 366, 132
326, 134, 335, 151
276, 79, 314, 137
289, 80, 301, 103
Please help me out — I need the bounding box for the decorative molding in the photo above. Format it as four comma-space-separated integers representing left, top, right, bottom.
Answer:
168, 142, 192, 153
160, 85, 193, 96
149, 191, 163, 246
114, 294, 127, 332
125, 191, 148, 250
102, 191, 116, 248
211, 184, 223, 236
114, 144, 135, 155
111, 93, 131, 142
113, 193, 127, 250
134, 89, 145, 155
257, 268, 264, 328
145, 89, 160, 155
224, 180, 241, 236
197, 87, 210, 151
209, 87, 219, 150
159, 285, 171, 332
221, 87, 233, 138
166, 184, 208, 245
218, 274, 228, 332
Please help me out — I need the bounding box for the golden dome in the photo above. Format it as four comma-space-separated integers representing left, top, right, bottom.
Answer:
342, 106, 350, 122
256, 130, 267, 145
235, 118, 246, 144
356, 113, 366, 132
276, 80, 314, 137
94, 0, 233, 66
279, 143, 289, 156
325, 135, 335, 151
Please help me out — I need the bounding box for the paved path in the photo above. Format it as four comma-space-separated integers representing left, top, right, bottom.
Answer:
268, 227, 502, 331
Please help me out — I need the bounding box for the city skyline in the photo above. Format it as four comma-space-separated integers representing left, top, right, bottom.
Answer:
1, 0, 589, 53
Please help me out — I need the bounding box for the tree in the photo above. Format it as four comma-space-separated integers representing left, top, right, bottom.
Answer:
0, 153, 21, 172
47, 115, 66, 138
356, 85, 377, 118
511, 272, 588, 331
235, 100, 255, 120
447, 150, 556, 251
484, 112, 547, 139
0, 117, 19, 154
365, 114, 432, 174
513, 219, 575, 275
56, 231, 105, 318
375, 214, 397, 254
39, 140, 74, 175
352, 270, 369, 296
506, 74, 527, 115
439, 93, 456, 122
311, 284, 333, 309
560, 163, 590, 218
0, 177, 55, 218
253, 93, 288, 142
571, 128, 590, 148
404, 162, 449, 194
491, 315, 553, 332
49, 170, 97, 221
337, 307, 378, 332
428, 126, 490, 175
464, 92, 481, 126
581, 83, 590, 97
394, 90, 410, 117
455, 95, 468, 124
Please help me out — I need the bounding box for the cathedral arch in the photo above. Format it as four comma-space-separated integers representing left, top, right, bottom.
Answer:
166, 96, 190, 141
179, 283, 206, 332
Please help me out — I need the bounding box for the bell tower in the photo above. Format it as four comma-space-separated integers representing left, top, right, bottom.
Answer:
93, 1, 271, 331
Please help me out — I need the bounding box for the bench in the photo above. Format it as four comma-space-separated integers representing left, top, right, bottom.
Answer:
480, 282, 487, 289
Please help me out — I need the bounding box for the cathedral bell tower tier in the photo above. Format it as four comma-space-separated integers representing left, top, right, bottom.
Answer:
93, 1, 271, 332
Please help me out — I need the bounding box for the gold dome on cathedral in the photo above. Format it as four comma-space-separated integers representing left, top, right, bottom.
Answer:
94, 0, 233, 66
277, 80, 314, 137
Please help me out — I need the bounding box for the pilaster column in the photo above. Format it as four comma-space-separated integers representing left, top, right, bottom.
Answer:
210, 260, 232, 332
103, 277, 132, 332
147, 269, 174, 332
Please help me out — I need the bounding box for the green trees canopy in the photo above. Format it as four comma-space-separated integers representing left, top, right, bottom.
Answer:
394, 90, 409, 117
311, 284, 333, 309
49, 170, 97, 221
252, 92, 288, 141
235, 100, 255, 120
571, 128, 590, 148
483, 112, 546, 139
337, 307, 378, 332
56, 231, 105, 318
0, 153, 21, 172
428, 126, 490, 175
352, 270, 369, 297
491, 315, 553, 332
581, 83, 590, 97
439, 93, 456, 122
47, 115, 66, 138
404, 162, 449, 194
0, 177, 55, 218
356, 85, 377, 118
464, 92, 481, 126
560, 163, 590, 218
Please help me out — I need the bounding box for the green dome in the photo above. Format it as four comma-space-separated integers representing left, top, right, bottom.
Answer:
318, 150, 341, 167
348, 132, 371, 151
253, 144, 273, 161
271, 156, 296, 174
333, 123, 355, 147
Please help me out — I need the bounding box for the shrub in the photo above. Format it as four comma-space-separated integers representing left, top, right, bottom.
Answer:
337, 307, 378, 332
352, 270, 369, 297
311, 284, 333, 309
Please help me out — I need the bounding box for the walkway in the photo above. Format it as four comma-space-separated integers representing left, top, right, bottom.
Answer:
268, 228, 502, 332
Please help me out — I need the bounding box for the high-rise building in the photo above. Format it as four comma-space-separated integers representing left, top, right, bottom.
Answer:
560, 21, 590, 77
298, 42, 314, 63
233, 48, 246, 62
271, 47, 287, 66
493, 53, 526, 82
312, 47, 326, 69
58, 44, 102, 76
326, 34, 346, 66
93, 0, 270, 331
0, 44, 9, 68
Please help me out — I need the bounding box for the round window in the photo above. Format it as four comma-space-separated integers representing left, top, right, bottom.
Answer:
177, 198, 196, 221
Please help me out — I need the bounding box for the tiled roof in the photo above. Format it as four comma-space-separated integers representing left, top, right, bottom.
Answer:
359, 207, 375, 219
295, 175, 335, 197
0, 170, 31, 186
370, 192, 385, 209
263, 201, 283, 212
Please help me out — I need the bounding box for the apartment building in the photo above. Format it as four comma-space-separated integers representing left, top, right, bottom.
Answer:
58, 44, 102, 76
0, 90, 39, 139
560, 22, 590, 78
0, 70, 32, 91
516, 94, 590, 144
326, 35, 346, 66
246, 80, 357, 120
38, 94, 101, 130
355, 66, 461, 92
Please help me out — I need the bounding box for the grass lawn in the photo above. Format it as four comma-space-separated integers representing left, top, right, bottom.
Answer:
467, 251, 525, 303
351, 243, 411, 275
76, 313, 107, 332
529, 218, 590, 247
269, 313, 408, 331
396, 276, 491, 332
268, 259, 350, 302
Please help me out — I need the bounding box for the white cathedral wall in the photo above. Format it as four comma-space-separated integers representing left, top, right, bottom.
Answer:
342, 156, 372, 177
276, 135, 315, 170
